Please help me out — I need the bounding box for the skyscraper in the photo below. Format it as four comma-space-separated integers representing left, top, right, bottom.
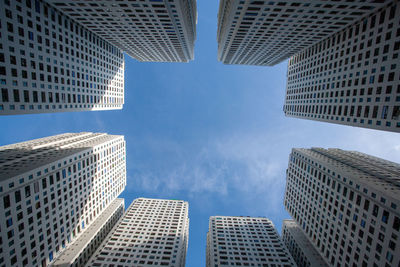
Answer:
87, 197, 189, 267
0, 0, 124, 115
284, 1, 400, 132
206, 216, 296, 267
284, 148, 400, 266
46, 0, 197, 62
0, 132, 126, 266
281, 219, 328, 267
217, 0, 388, 66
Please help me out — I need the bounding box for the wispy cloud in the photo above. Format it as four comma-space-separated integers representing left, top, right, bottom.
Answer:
127, 125, 399, 216
127, 131, 290, 216
128, 146, 229, 196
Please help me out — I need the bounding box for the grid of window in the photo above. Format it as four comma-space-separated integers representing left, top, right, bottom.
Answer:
281, 219, 328, 267
88, 198, 189, 267
0, 0, 124, 115
206, 216, 296, 267
47, 0, 197, 62
284, 1, 400, 133
52, 198, 125, 267
217, 0, 388, 66
0, 132, 127, 266
284, 148, 400, 267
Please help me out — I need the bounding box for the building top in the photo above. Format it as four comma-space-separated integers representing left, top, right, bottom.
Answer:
210, 215, 268, 219
135, 197, 188, 203
0, 132, 124, 181
292, 148, 400, 200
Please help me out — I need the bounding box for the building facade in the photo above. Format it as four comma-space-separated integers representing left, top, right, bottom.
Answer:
281, 219, 328, 267
217, 0, 388, 66
0, 132, 126, 266
284, 1, 400, 132
47, 0, 197, 62
87, 197, 189, 267
284, 148, 400, 267
0, 0, 124, 115
206, 216, 296, 267
52, 198, 125, 267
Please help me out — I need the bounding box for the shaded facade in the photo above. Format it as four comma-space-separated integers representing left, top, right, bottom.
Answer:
206, 216, 296, 267
217, 0, 388, 66
281, 219, 328, 267
52, 198, 125, 267
87, 198, 189, 267
0, 0, 124, 115
284, 148, 400, 266
0, 132, 126, 266
47, 0, 197, 62
284, 2, 400, 132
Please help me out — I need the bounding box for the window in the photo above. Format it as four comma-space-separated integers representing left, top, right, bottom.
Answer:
1, 89, 9, 102
392, 216, 400, 231
24, 90, 30, 102
25, 186, 31, 197
6, 218, 13, 227
382, 210, 389, 224
33, 91, 38, 102
13, 89, 20, 102
15, 190, 21, 202
4, 195, 11, 208
364, 199, 370, 211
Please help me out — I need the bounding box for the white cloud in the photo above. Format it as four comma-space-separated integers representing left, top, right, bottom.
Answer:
332, 127, 400, 163
128, 132, 290, 216
127, 124, 399, 217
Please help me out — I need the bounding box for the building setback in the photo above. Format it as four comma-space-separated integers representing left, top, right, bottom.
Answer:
87, 198, 189, 267
0, 0, 124, 115
0, 132, 126, 266
281, 219, 328, 267
217, 0, 388, 66
206, 216, 297, 267
47, 0, 197, 62
284, 1, 400, 132
284, 148, 400, 267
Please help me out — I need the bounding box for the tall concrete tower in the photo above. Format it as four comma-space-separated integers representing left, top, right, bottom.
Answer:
281, 219, 328, 267
217, 0, 388, 66
47, 0, 197, 62
284, 147, 400, 266
0, 132, 126, 266
0, 0, 124, 115
284, 2, 400, 132
87, 197, 190, 267
206, 216, 297, 266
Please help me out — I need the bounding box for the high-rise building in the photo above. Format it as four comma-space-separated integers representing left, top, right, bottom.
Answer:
0, 132, 126, 266
284, 1, 400, 132
284, 148, 400, 266
52, 198, 125, 267
87, 197, 189, 267
206, 216, 297, 267
47, 0, 197, 62
281, 219, 328, 267
0, 0, 124, 115
217, 0, 388, 66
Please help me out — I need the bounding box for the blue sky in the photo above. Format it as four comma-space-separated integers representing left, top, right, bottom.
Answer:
1, 1, 400, 266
